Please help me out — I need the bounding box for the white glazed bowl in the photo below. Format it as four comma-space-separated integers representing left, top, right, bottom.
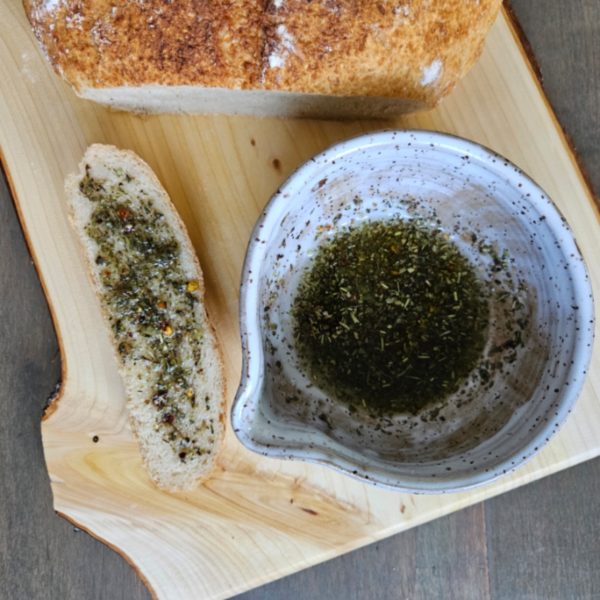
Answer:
232, 130, 594, 493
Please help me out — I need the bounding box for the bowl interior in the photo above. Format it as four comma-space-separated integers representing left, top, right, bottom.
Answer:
233, 131, 594, 492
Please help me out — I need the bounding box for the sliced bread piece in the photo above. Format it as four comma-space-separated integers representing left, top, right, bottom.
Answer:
66, 144, 226, 491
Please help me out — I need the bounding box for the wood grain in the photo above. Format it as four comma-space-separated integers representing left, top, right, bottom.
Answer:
1, 0, 600, 596
0, 166, 149, 600
239, 3, 600, 598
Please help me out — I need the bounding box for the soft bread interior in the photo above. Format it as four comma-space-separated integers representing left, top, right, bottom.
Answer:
65, 144, 226, 491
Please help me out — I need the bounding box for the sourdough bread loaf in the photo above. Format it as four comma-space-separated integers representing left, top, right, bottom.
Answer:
25, 0, 502, 118
66, 144, 226, 491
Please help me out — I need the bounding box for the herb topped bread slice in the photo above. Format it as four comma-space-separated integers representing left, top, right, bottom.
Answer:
66, 144, 225, 491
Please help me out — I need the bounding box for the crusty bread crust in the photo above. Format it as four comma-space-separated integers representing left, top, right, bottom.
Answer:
66, 144, 226, 491
25, 0, 501, 114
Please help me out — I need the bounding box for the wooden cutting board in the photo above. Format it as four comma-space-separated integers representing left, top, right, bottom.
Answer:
1, 3, 599, 598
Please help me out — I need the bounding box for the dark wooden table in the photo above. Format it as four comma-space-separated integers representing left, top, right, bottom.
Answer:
2, 2, 599, 599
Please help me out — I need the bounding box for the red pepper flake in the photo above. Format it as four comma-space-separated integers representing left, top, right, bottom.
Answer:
316, 224, 333, 233
117, 207, 130, 220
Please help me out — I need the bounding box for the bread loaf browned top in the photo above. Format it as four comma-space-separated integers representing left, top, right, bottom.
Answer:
25, 0, 501, 111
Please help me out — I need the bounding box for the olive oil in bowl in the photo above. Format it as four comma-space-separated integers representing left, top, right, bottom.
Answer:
292, 219, 489, 416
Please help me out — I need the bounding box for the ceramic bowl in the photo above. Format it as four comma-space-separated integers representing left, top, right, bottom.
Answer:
232, 130, 594, 493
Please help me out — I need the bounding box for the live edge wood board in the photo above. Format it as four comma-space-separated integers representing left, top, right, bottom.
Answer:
1, 3, 599, 599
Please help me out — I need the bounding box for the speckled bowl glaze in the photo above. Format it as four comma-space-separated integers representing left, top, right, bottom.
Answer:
232, 130, 594, 493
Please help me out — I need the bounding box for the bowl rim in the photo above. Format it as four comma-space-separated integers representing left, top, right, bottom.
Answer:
231, 129, 595, 494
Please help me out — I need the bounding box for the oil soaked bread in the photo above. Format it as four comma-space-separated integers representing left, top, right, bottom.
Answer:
66, 144, 226, 491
